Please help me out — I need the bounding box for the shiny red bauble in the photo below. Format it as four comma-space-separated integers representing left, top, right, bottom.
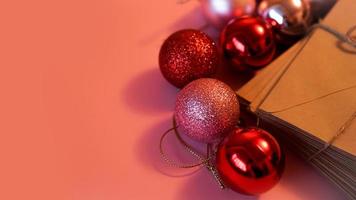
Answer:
159, 29, 219, 88
220, 16, 276, 71
216, 127, 284, 195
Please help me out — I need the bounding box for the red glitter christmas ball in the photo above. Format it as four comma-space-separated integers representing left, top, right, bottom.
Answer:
220, 16, 276, 71
159, 29, 219, 88
216, 127, 284, 195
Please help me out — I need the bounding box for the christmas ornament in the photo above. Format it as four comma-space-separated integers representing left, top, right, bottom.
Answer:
258, 0, 312, 43
220, 16, 276, 71
159, 29, 219, 88
216, 127, 284, 195
201, 0, 256, 29
175, 78, 239, 142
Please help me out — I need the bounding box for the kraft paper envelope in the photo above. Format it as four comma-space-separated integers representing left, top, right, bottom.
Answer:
237, 1, 356, 197
238, 40, 305, 106
240, 0, 356, 157
238, 0, 337, 106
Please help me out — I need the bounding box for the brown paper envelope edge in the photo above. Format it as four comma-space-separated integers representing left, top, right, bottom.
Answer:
259, 0, 356, 156
237, 41, 304, 104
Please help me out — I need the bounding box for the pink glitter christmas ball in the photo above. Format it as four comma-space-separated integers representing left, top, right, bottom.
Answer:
175, 78, 240, 143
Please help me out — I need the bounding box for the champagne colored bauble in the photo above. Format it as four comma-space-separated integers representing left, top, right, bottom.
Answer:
216, 127, 285, 195
159, 29, 219, 88
175, 78, 240, 143
258, 0, 312, 43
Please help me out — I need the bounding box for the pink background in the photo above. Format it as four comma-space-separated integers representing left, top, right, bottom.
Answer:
0, 0, 346, 199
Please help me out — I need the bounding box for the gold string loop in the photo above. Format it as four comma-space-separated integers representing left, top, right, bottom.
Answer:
159, 116, 225, 188
159, 124, 209, 168
310, 23, 356, 48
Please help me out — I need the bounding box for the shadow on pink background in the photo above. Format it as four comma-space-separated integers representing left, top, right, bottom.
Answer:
123, 68, 178, 114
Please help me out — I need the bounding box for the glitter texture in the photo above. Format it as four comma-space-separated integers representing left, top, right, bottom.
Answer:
175, 78, 240, 142
159, 29, 219, 88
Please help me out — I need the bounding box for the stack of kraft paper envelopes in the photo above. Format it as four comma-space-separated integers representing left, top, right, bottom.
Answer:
237, 0, 356, 198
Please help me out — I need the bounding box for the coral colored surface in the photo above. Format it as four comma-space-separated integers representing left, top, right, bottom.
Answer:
0, 0, 346, 199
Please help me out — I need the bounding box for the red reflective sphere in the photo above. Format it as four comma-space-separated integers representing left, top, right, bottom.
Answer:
216, 127, 284, 195
220, 17, 276, 71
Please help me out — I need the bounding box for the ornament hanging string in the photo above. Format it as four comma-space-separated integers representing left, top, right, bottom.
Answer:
254, 22, 356, 161
159, 118, 210, 168
267, 84, 356, 114
308, 111, 356, 161
206, 143, 226, 189
159, 116, 225, 188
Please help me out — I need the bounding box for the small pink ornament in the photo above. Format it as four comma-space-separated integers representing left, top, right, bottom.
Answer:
175, 78, 240, 143
201, 0, 256, 29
